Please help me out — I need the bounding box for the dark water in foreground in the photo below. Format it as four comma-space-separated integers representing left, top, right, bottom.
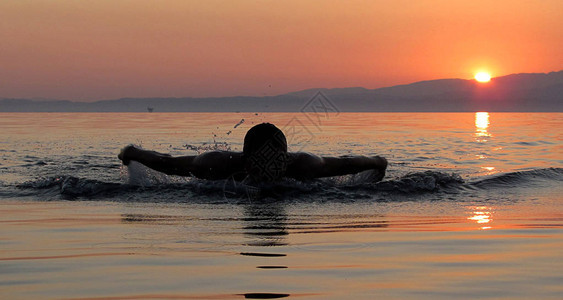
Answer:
1, 113, 562, 299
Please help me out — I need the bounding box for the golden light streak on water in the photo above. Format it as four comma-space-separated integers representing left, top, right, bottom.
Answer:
475, 112, 491, 139
468, 206, 494, 230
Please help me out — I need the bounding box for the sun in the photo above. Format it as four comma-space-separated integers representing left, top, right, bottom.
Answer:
475, 72, 491, 83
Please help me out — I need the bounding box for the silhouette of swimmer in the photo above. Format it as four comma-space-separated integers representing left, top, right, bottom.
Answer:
118, 123, 387, 183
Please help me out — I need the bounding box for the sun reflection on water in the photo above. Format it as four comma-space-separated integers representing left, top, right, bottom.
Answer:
481, 166, 497, 176
475, 112, 491, 139
468, 206, 493, 230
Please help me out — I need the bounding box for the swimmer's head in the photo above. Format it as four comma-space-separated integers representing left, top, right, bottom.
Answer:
243, 123, 288, 182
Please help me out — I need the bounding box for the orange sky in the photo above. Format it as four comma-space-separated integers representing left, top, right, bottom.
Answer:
1, 0, 562, 101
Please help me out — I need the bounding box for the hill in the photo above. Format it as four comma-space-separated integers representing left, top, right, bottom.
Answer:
1, 71, 562, 112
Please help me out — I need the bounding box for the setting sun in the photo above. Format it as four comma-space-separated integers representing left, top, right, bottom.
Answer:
475, 72, 492, 82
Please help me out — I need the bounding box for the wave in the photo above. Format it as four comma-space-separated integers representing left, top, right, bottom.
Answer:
15, 176, 128, 199
6, 168, 561, 201
469, 167, 563, 189
371, 170, 463, 193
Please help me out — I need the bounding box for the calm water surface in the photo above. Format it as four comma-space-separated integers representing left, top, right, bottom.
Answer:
0, 113, 561, 299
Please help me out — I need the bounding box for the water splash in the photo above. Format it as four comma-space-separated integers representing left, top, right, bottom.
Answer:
234, 118, 245, 128
12, 168, 562, 202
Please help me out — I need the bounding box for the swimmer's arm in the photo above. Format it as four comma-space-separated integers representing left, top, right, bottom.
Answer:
286, 152, 387, 180
118, 145, 244, 180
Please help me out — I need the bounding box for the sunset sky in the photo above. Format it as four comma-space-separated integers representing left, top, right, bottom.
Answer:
1, 0, 562, 101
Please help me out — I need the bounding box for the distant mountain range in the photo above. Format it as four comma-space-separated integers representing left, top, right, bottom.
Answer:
1, 71, 562, 112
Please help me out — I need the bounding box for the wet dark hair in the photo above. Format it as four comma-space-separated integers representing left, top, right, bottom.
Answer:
243, 123, 288, 182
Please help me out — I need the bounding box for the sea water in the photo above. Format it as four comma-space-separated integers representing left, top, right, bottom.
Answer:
0, 112, 561, 299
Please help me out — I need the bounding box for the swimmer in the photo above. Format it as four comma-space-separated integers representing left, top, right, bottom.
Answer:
118, 123, 387, 183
